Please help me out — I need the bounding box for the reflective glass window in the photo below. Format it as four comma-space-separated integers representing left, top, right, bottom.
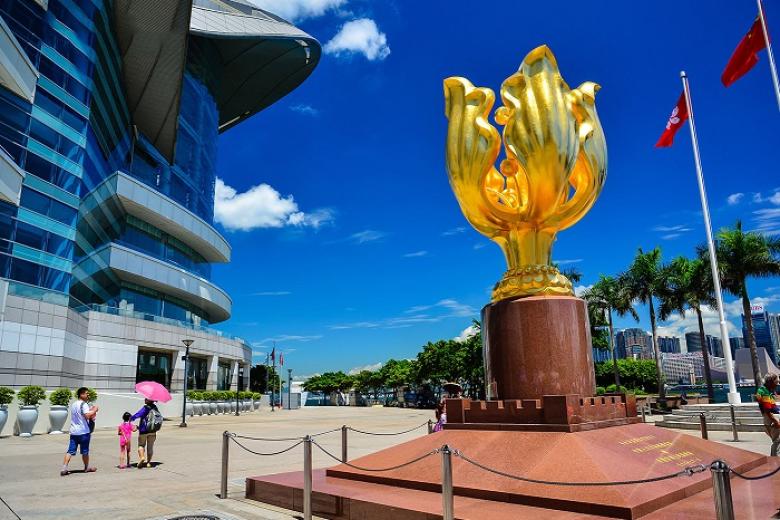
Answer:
9, 257, 41, 285
15, 222, 46, 250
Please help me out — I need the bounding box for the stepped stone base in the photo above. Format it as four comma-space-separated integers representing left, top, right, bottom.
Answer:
247, 423, 768, 519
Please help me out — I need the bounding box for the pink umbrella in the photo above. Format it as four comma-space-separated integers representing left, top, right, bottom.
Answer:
135, 381, 172, 403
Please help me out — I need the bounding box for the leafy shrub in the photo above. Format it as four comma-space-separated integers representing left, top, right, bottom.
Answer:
252, 392, 261, 400
595, 386, 606, 396
0, 387, 14, 405
605, 384, 628, 394
17, 385, 46, 406
49, 388, 72, 406
190, 391, 203, 401
86, 388, 98, 403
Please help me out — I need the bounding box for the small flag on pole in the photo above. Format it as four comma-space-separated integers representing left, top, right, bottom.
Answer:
270, 347, 275, 364
655, 93, 689, 148
279, 352, 284, 366
722, 17, 767, 87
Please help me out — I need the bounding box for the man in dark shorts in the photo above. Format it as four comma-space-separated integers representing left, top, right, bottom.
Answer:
61, 387, 99, 475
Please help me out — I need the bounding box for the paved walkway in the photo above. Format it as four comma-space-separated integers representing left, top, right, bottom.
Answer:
0, 409, 776, 520
0, 406, 432, 520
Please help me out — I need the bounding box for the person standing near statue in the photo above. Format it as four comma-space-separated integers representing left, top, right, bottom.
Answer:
757, 373, 780, 456
61, 387, 99, 475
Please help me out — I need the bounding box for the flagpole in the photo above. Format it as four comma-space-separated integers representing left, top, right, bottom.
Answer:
680, 71, 741, 404
758, 0, 780, 111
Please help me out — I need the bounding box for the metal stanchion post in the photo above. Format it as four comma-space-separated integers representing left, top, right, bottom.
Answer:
730, 405, 739, 442
341, 425, 348, 462
428, 419, 433, 434
303, 435, 312, 520
710, 460, 735, 520
640, 406, 646, 423
441, 445, 454, 520
220, 431, 229, 499
699, 412, 708, 440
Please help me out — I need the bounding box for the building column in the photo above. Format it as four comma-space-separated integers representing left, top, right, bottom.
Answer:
242, 363, 250, 391
230, 360, 238, 390
171, 348, 186, 393
206, 355, 218, 390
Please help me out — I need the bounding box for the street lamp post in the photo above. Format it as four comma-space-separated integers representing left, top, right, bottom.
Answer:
287, 368, 292, 410
180, 339, 194, 428
235, 365, 243, 416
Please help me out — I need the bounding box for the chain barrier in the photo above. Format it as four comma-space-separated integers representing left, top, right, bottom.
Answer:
310, 426, 344, 437
454, 449, 707, 487
230, 436, 305, 457
347, 421, 430, 436
312, 438, 439, 472
730, 464, 780, 481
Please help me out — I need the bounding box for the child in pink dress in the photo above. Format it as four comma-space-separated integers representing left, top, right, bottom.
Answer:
118, 412, 137, 469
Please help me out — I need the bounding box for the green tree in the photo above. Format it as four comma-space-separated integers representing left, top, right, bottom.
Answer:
594, 359, 658, 391
583, 275, 639, 387
623, 247, 666, 399
658, 256, 716, 400
714, 220, 780, 384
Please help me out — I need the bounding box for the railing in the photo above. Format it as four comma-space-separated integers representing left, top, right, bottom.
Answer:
219, 420, 758, 520
73, 303, 249, 344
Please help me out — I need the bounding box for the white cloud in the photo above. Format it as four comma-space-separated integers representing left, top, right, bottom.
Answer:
252, 350, 266, 357
323, 18, 390, 61
348, 362, 383, 375
554, 258, 583, 265
753, 208, 780, 235
249, 0, 346, 21
290, 104, 319, 116
214, 178, 334, 231
252, 291, 292, 296
661, 233, 682, 240
473, 243, 487, 250
652, 224, 691, 232
454, 324, 478, 342
442, 227, 467, 236
403, 250, 428, 258
331, 299, 477, 330
254, 335, 323, 346
348, 230, 386, 244
574, 284, 592, 297
727, 193, 744, 205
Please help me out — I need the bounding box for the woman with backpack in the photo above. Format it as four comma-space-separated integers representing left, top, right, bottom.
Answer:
131, 398, 162, 468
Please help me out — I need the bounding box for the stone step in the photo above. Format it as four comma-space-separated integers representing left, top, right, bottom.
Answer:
656, 421, 766, 432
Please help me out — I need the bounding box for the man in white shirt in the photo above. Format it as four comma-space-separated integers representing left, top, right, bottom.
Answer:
61, 387, 99, 476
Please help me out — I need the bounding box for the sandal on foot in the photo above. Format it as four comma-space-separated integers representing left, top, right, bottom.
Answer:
84, 467, 97, 473
60, 470, 70, 476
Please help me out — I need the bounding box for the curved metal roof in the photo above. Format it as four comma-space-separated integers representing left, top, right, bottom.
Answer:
190, 0, 321, 133
114, 0, 320, 163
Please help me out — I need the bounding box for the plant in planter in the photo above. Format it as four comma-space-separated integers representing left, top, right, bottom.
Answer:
0, 387, 14, 436
207, 392, 217, 415
190, 391, 203, 416
252, 392, 261, 410
48, 388, 72, 434
16, 385, 46, 437
241, 391, 251, 411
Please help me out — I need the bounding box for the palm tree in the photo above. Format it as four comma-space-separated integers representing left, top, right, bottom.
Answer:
658, 257, 716, 400
713, 221, 780, 384
583, 275, 638, 387
623, 247, 666, 399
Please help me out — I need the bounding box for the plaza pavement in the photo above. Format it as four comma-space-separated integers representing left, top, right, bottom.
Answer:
0, 406, 431, 520
0, 408, 775, 520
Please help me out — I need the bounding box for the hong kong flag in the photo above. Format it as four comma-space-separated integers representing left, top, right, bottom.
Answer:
722, 17, 768, 87
655, 93, 689, 148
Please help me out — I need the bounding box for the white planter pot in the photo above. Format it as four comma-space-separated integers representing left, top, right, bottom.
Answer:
253, 399, 260, 410
185, 401, 194, 417
16, 405, 39, 437
243, 400, 250, 411
193, 401, 203, 415
208, 402, 217, 415
0, 405, 8, 435
218, 401, 227, 414
48, 405, 69, 434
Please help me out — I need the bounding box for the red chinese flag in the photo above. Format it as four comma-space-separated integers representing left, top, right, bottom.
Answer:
279, 353, 284, 366
722, 18, 767, 87
655, 93, 689, 148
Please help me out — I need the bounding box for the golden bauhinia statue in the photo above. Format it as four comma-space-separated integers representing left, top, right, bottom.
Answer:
444, 45, 607, 302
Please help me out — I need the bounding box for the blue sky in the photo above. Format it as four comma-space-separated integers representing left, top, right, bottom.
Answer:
211, 0, 780, 376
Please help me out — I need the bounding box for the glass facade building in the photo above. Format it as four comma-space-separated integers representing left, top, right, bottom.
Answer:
0, 0, 319, 393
